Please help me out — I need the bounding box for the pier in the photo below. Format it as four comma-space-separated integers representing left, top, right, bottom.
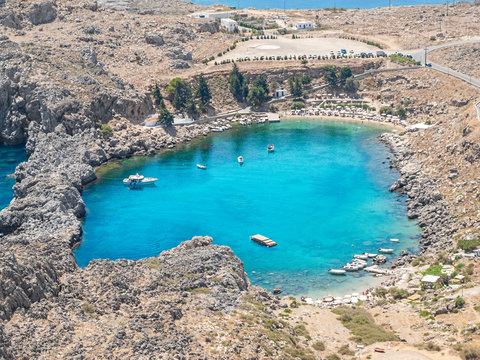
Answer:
250, 234, 277, 247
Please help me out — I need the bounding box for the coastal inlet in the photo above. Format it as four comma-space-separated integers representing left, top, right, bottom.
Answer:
75, 120, 420, 297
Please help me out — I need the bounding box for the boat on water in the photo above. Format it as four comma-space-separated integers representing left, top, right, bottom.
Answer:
267, 144, 274, 152
328, 269, 346, 275
238, 156, 244, 164
354, 254, 368, 260
378, 248, 394, 254
123, 174, 158, 186
390, 238, 400, 242
365, 253, 377, 258
197, 164, 207, 170
342, 263, 361, 272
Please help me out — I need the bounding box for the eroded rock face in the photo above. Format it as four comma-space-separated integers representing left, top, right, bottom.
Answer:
0, 10, 22, 29
28, 1, 57, 25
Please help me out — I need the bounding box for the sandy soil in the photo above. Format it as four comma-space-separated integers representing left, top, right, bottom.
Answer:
220, 36, 381, 60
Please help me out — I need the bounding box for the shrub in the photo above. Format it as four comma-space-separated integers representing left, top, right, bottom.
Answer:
457, 239, 480, 252
424, 265, 443, 276
380, 106, 394, 115
389, 287, 409, 300
312, 341, 325, 351
100, 124, 113, 135
332, 306, 398, 345
455, 297, 466, 309
326, 354, 340, 360
292, 101, 304, 110
81, 303, 96, 316
425, 342, 441, 351
462, 345, 480, 360
338, 344, 355, 355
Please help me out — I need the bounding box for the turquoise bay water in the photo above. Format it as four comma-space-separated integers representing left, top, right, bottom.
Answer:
193, 0, 470, 10
0, 145, 27, 210
76, 120, 419, 297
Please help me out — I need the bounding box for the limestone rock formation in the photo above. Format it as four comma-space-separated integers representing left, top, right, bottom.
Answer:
28, 1, 57, 25
145, 32, 164, 46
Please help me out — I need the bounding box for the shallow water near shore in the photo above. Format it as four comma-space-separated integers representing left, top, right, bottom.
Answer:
0, 145, 27, 210
76, 120, 419, 297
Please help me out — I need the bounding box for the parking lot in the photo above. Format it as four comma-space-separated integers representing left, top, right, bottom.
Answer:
219, 37, 382, 61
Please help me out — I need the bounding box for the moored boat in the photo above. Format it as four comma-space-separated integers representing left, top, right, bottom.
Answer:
353, 254, 368, 260
123, 173, 158, 186
197, 164, 207, 170
267, 144, 274, 152
378, 248, 394, 254
238, 156, 244, 164
390, 238, 399, 242
342, 263, 360, 272
328, 269, 346, 275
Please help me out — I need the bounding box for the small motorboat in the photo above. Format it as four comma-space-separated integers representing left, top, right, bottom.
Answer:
267, 144, 274, 152
354, 254, 368, 260
196, 164, 207, 170
328, 269, 346, 275
390, 238, 400, 242
342, 263, 360, 272
123, 174, 158, 186
365, 253, 377, 258
378, 248, 394, 254
238, 156, 244, 164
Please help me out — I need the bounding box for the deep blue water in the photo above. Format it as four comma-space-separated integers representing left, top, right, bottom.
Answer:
0, 145, 27, 210
76, 120, 419, 297
193, 0, 468, 10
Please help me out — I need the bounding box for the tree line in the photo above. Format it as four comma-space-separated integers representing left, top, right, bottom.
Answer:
152, 73, 211, 126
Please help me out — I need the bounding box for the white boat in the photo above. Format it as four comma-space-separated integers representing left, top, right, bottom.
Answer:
267, 144, 274, 152
354, 254, 368, 260
342, 263, 361, 272
212, 128, 224, 132
123, 174, 158, 186
365, 253, 377, 258
238, 156, 244, 164
390, 238, 400, 242
196, 164, 207, 170
328, 269, 346, 275
378, 248, 394, 254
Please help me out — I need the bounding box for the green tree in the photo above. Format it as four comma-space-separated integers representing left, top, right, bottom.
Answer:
323, 65, 338, 86
157, 108, 174, 126
344, 76, 359, 92
195, 73, 211, 108
288, 77, 302, 97
339, 66, 352, 84
300, 75, 312, 85
247, 85, 267, 106
252, 75, 269, 95
152, 84, 164, 108
167, 78, 192, 111
396, 104, 406, 118
228, 64, 248, 101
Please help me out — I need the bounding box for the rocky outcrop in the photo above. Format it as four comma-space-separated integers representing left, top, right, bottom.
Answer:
28, 1, 57, 25
0, 10, 22, 30
1, 235, 252, 358
381, 133, 456, 260
145, 32, 164, 46
197, 21, 219, 34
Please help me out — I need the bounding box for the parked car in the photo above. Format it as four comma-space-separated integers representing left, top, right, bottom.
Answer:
341, 49, 347, 54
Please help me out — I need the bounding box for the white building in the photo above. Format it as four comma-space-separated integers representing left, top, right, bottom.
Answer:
221, 18, 238, 32
274, 88, 287, 98
292, 21, 313, 30
204, 12, 232, 19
